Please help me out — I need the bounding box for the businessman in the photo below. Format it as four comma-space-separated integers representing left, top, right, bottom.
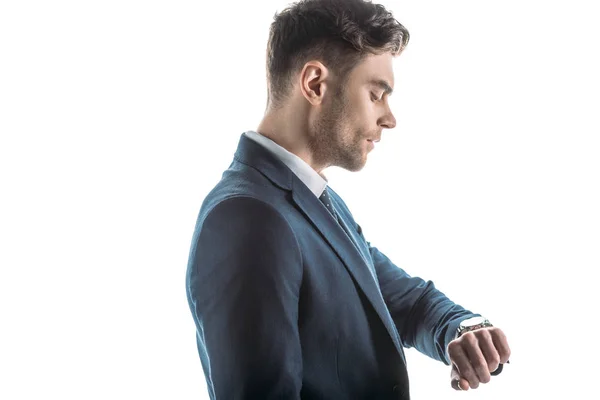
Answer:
186, 0, 511, 398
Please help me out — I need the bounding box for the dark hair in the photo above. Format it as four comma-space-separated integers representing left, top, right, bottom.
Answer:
265, 0, 409, 110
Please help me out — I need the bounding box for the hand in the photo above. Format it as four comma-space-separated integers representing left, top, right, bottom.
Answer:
447, 327, 511, 391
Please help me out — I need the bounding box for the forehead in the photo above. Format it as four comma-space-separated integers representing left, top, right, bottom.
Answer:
350, 53, 395, 87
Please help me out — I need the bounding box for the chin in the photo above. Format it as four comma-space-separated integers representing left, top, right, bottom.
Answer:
346, 159, 367, 172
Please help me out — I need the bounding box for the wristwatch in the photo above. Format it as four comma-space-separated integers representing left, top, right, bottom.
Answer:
456, 316, 493, 338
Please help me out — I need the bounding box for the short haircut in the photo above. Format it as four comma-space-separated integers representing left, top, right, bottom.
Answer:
266, 0, 409, 109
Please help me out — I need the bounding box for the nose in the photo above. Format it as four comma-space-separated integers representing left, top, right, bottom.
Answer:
379, 109, 396, 130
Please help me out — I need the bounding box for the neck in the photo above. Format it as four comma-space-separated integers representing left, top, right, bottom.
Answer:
256, 106, 326, 173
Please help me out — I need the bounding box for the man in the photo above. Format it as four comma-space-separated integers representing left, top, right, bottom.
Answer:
186, 0, 511, 398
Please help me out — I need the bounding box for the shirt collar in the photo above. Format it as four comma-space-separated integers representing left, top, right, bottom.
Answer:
244, 130, 328, 197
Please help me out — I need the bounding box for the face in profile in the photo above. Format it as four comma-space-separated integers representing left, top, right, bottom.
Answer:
308, 52, 397, 172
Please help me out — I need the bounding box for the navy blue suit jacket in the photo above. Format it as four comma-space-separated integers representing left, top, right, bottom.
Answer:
186, 133, 479, 399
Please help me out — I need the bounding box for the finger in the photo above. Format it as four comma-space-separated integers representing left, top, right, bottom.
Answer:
490, 327, 512, 363
448, 340, 480, 389
450, 366, 471, 391
459, 378, 470, 390
477, 329, 501, 373
463, 333, 491, 385
451, 378, 469, 391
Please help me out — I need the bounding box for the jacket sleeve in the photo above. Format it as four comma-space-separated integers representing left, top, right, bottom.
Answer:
186, 196, 303, 398
357, 225, 480, 366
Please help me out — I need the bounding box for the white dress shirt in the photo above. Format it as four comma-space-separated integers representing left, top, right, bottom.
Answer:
244, 130, 328, 198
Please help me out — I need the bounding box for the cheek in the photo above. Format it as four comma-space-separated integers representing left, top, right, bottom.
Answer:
353, 103, 372, 123
337, 102, 367, 137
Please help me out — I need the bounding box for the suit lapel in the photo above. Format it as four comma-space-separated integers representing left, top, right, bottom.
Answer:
334, 214, 377, 282
291, 180, 404, 358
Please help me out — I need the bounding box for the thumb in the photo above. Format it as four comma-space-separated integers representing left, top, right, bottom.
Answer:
451, 364, 470, 391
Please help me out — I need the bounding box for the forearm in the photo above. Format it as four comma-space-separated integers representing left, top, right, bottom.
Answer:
371, 245, 479, 365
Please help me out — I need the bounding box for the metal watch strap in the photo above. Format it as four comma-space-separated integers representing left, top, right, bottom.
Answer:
456, 319, 493, 338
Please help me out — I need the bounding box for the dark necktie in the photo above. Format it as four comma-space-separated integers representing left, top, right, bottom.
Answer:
319, 187, 339, 221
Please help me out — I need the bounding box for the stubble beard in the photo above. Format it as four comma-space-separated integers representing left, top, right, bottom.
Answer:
308, 90, 366, 173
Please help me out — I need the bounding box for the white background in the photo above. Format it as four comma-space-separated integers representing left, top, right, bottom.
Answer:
1, 0, 598, 398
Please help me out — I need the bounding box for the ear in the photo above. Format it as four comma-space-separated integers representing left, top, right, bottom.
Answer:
299, 61, 330, 106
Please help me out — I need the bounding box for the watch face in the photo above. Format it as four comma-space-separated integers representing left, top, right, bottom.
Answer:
460, 316, 487, 328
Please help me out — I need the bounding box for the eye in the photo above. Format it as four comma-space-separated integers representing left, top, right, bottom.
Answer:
371, 92, 383, 102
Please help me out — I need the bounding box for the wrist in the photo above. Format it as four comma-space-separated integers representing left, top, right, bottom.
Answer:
456, 316, 493, 338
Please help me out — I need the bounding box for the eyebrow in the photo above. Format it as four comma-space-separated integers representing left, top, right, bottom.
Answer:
370, 79, 394, 96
